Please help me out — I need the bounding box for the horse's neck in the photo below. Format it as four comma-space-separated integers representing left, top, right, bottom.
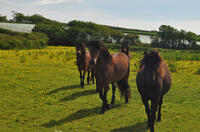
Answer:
98, 49, 112, 64
77, 55, 86, 65
143, 64, 162, 80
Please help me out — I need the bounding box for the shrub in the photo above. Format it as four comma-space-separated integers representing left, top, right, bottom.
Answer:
19, 55, 26, 63
168, 60, 177, 72
196, 68, 200, 75
0, 28, 48, 50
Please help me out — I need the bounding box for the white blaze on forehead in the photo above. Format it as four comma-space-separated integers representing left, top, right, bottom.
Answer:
94, 58, 97, 64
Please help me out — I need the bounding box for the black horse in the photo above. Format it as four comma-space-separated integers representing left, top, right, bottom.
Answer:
120, 42, 130, 59
136, 50, 172, 132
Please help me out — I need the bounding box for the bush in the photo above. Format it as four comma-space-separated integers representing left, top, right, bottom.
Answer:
0, 30, 48, 50
19, 55, 26, 63
168, 60, 177, 72
196, 68, 200, 75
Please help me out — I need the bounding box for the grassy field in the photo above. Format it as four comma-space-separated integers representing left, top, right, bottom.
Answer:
0, 46, 200, 132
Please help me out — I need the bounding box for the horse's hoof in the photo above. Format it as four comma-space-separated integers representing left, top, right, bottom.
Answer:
156, 118, 161, 122
96, 89, 99, 92
147, 124, 150, 129
106, 104, 110, 110
101, 109, 105, 114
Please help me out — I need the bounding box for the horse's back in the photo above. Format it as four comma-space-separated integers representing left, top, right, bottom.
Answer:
112, 52, 129, 64
161, 61, 172, 95
112, 52, 130, 82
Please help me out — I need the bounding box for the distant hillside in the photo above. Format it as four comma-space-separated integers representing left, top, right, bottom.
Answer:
105, 25, 157, 36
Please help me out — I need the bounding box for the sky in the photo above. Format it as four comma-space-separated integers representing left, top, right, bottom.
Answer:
0, 0, 200, 34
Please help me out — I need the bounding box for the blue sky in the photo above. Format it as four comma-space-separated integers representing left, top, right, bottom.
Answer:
0, 0, 200, 34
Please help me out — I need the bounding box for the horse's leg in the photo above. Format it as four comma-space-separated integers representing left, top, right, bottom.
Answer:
98, 87, 105, 113
104, 84, 110, 110
124, 79, 130, 104
87, 69, 90, 85
142, 97, 151, 129
157, 96, 163, 122
79, 69, 83, 87
150, 98, 159, 132
111, 83, 116, 105
82, 69, 86, 88
91, 68, 95, 84
96, 79, 99, 92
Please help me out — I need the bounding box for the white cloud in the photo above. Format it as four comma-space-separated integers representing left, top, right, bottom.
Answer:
32, 0, 84, 5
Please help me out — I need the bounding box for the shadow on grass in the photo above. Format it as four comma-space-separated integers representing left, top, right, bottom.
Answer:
46, 84, 80, 95
59, 89, 97, 102
110, 121, 147, 132
41, 104, 122, 128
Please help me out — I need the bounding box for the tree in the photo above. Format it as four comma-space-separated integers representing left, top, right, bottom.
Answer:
12, 12, 28, 23
186, 31, 197, 49
151, 25, 199, 50
110, 30, 123, 43
0, 15, 8, 22
123, 33, 140, 45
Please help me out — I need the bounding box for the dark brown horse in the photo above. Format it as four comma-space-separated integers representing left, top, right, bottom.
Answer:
136, 50, 172, 132
76, 42, 94, 88
121, 42, 130, 59
88, 40, 131, 113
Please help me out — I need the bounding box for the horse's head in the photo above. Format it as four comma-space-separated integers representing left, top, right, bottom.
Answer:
88, 40, 104, 65
121, 42, 130, 56
76, 42, 86, 58
142, 50, 162, 68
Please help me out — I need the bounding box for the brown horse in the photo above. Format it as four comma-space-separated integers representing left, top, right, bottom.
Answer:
136, 50, 172, 132
88, 40, 131, 113
121, 42, 130, 59
76, 42, 94, 88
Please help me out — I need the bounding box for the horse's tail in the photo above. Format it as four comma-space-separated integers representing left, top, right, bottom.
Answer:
117, 78, 131, 101
117, 61, 131, 102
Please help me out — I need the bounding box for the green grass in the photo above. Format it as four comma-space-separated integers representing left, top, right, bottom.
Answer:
0, 46, 200, 132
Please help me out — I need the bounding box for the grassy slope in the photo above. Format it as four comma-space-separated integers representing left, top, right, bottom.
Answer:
105, 25, 157, 36
0, 46, 200, 132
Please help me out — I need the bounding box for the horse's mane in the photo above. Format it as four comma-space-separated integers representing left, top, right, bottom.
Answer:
140, 50, 165, 78
76, 42, 86, 56
89, 40, 112, 61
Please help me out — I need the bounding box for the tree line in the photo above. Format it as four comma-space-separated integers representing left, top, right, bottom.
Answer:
151, 25, 200, 50
1, 12, 200, 50
0, 12, 141, 46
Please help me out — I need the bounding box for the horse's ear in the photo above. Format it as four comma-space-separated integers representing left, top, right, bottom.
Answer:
81, 43, 86, 56
82, 43, 86, 49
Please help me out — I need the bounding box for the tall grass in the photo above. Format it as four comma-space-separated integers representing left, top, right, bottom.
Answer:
0, 46, 200, 131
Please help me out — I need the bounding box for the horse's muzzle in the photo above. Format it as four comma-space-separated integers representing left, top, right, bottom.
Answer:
76, 53, 81, 58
